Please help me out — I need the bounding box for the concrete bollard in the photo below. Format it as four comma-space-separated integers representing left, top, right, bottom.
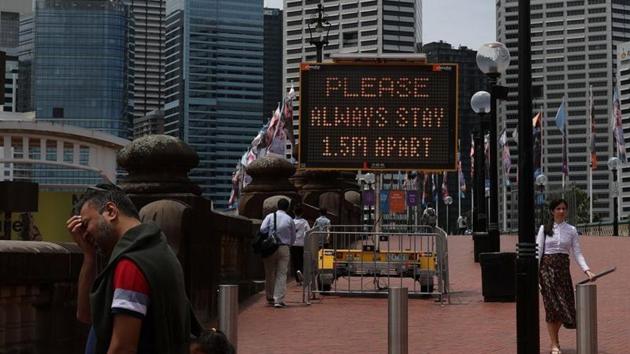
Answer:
388, 287, 408, 354
218, 285, 238, 351
576, 283, 597, 354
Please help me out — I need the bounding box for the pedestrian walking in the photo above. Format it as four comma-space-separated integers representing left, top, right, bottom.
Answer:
536, 198, 595, 354
67, 184, 196, 354
291, 207, 310, 284
313, 208, 331, 246
260, 198, 296, 308
457, 215, 467, 235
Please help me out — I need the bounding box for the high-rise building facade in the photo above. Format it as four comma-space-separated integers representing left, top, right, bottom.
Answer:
496, 0, 630, 224
17, 15, 34, 113
617, 42, 630, 215
164, 0, 264, 209
422, 41, 488, 232
33, 0, 130, 138
1, 0, 34, 113
283, 0, 422, 133
123, 0, 166, 127
264, 7, 283, 122
1, 51, 18, 113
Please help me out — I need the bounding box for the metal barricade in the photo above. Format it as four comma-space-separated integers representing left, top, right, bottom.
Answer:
302, 225, 449, 303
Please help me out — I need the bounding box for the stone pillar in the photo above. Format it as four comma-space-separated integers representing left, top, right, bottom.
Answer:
117, 135, 261, 322
238, 156, 299, 219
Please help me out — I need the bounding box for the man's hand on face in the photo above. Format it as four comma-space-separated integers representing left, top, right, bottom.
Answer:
66, 215, 96, 258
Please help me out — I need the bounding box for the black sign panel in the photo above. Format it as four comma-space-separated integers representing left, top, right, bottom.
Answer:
299, 63, 458, 171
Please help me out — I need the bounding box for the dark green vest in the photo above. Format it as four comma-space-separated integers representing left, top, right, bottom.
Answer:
90, 223, 191, 354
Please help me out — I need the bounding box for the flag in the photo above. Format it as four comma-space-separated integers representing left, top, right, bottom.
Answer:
431, 174, 437, 202
281, 83, 296, 151
588, 85, 598, 169
441, 171, 449, 200
499, 129, 512, 187
555, 98, 569, 176
612, 86, 628, 163
554, 98, 566, 133
511, 128, 518, 145
470, 134, 475, 180
458, 152, 466, 197
484, 133, 490, 192
266, 105, 288, 156
421, 173, 429, 207
533, 112, 542, 178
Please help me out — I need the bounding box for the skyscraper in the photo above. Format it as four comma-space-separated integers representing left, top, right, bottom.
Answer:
164, 0, 263, 209
264, 7, 283, 122
1, 0, 34, 113
123, 0, 166, 128
33, 0, 130, 138
496, 0, 629, 224
422, 41, 488, 232
283, 0, 422, 135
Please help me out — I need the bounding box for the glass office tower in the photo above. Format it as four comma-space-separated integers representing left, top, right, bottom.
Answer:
34, 0, 130, 138
165, 0, 263, 209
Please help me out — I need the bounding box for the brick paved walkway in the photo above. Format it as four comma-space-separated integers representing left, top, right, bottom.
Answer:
237, 236, 629, 354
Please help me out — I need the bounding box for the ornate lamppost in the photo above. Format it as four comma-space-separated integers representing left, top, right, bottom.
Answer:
470, 90, 490, 261
307, 4, 331, 63
476, 42, 511, 253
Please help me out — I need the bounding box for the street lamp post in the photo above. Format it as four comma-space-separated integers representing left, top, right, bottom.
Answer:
476, 42, 511, 254
608, 157, 620, 236
516, 1, 539, 352
470, 90, 491, 230
307, 4, 331, 63
535, 174, 547, 227
470, 91, 490, 261
444, 195, 453, 234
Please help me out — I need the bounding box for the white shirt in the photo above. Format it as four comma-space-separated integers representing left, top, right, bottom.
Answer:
293, 217, 311, 247
536, 222, 590, 272
260, 210, 296, 246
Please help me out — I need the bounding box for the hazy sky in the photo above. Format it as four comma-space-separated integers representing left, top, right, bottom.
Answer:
263, 0, 495, 50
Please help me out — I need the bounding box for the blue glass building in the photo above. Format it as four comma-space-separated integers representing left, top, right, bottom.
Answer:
34, 0, 130, 139
165, 0, 263, 209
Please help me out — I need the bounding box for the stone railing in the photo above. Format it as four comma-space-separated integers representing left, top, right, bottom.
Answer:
0, 241, 87, 354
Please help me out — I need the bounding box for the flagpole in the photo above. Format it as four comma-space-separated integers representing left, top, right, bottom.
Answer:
541, 103, 545, 176
502, 177, 507, 231
458, 166, 462, 218
561, 96, 567, 193
435, 174, 439, 225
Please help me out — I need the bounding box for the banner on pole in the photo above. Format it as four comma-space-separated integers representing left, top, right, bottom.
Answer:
380, 190, 390, 214
389, 190, 406, 213
406, 190, 419, 206
362, 190, 375, 206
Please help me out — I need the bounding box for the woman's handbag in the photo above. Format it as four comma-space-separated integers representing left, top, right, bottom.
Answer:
252, 212, 280, 257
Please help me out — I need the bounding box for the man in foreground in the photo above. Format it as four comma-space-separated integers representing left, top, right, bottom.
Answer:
67, 184, 193, 354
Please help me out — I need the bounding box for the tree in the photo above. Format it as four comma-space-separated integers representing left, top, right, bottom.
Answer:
545, 184, 599, 225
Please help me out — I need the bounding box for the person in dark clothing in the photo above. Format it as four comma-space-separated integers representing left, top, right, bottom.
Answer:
67, 184, 195, 354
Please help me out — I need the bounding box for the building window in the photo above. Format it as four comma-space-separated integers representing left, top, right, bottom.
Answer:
343, 31, 358, 47
53, 107, 64, 118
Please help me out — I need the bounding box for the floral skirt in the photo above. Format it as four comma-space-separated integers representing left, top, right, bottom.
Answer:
539, 253, 576, 329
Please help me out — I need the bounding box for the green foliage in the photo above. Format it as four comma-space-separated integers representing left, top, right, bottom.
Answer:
545, 184, 599, 225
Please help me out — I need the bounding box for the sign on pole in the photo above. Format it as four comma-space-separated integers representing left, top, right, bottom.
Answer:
299, 62, 459, 171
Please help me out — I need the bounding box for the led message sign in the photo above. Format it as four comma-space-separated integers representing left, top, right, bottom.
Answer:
299, 63, 458, 171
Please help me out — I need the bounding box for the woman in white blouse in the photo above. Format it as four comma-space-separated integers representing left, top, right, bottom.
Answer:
536, 199, 595, 354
